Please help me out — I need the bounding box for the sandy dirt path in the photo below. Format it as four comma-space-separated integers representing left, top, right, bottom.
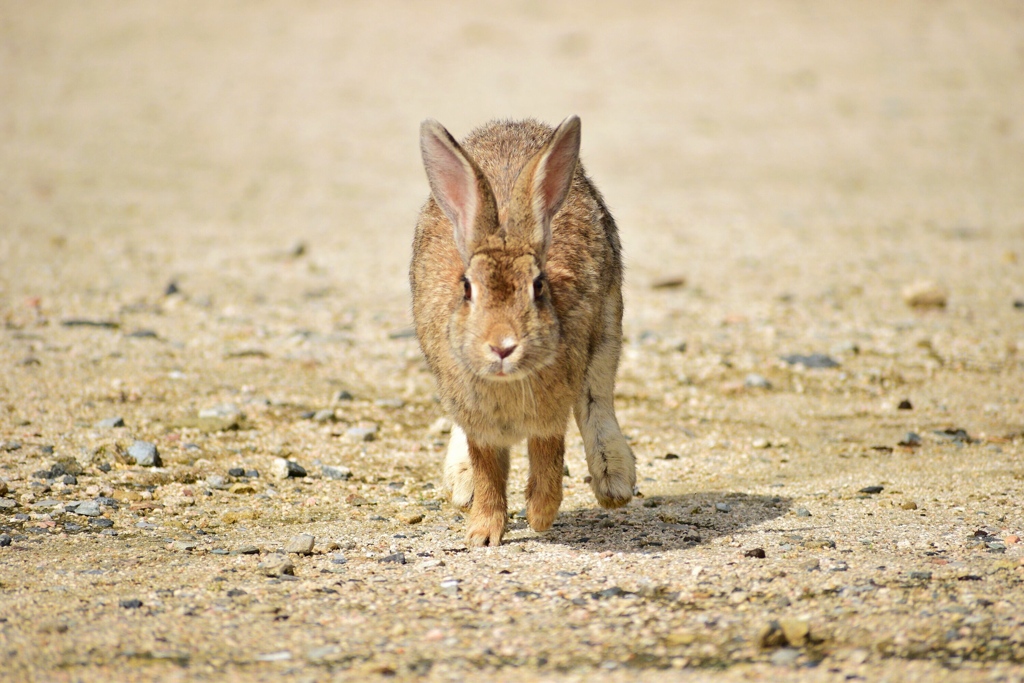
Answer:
2, 2, 1023, 681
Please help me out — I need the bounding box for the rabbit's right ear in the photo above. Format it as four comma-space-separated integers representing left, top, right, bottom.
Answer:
420, 120, 497, 264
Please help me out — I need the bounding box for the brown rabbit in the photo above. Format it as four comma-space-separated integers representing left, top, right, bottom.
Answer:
410, 116, 635, 546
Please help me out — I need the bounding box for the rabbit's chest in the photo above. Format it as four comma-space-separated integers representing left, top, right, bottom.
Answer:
458, 377, 573, 447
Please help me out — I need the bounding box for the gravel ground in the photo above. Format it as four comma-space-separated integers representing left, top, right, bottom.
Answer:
2, 2, 1023, 682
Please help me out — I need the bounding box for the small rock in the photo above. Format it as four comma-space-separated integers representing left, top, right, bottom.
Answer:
346, 426, 378, 443
0, 498, 13, 510
898, 432, 922, 447
271, 458, 306, 480
900, 501, 918, 510
752, 438, 770, 449
119, 599, 143, 609
1005, 535, 1020, 545
96, 417, 125, 429
663, 453, 679, 460
198, 404, 242, 420
164, 281, 179, 296
90, 518, 114, 528
397, 512, 423, 525
128, 441, 161, 467
439, 579, 459, 595
859, 486, 884, 494
232, 545, 260, 555
380, 552, 406, 564
245, 469, 259, 479
73, 501, 102, 517
902, 280, 948, 308
205, 475, 228, 489
227, 467, 246, 477
320, 465, 352, 481
744, 548, 766, 559
781, 353, 839, 369
170, 541, 197, 552
61, 474, 77, 485
284, 533, 315, 555
715, 503, 732, 513
744, 373, 772, 389
228, 483, 256, 495
0, 441, 22, 452
333, 390, 354, 402
897, 399, 913, 410
0, 480, 6, 496
909, 571, 932, 581
0, 533, 11, 547
596, 586, 626, 599
770, 648, 801, 666
779, 619, 810, 647
651, 276, 686, 290
312, 409, 335, 423
428, 417, 452, 435
798, 558, 820, 572
796, 508, 811, 517
259, 556, 295, 577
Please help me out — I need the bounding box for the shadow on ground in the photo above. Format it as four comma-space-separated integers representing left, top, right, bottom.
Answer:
524, 492, 791, 553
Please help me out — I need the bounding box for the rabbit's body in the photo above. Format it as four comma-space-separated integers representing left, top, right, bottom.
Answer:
411, 117, 635, 546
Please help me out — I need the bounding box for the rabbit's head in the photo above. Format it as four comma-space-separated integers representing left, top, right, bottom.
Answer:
419, 117, 582, 381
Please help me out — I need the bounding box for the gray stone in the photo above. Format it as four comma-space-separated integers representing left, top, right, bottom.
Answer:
771, 648, 801, 666
205, 474, 228, 489
796, 508, 811, 517
379, 552, 406, 564
909, 571, 933, 581
781, 353, 840, 369
312, 409, 335, 423
270, 458, 306, 480
232, 545, 260, 555
128, 441, 161, 467
259, 556, 295, 577
333, 390, 354, 402
73, 501, 102, 517
96, 417, 125, 429
744, 373, 772, 389
715, 502, 732, 513
199, 404, 242, 419
0, 533, 11, 547
346, 426, 378, 442
284, 533, 315, 555
320, 465, 352, 481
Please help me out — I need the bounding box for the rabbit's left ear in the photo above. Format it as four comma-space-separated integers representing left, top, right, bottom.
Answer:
420, 120, 498, 265
511, 116, 581, 258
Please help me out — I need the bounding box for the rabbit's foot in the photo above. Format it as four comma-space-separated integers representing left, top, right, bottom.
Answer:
526, 435, 564, 531
465, 508, 506, 547
588, 432, 635, 509
443, 425, 474, 509
527, 493, 561, 531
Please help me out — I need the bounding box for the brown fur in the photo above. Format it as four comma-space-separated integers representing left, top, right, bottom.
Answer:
411, 117, 635, 546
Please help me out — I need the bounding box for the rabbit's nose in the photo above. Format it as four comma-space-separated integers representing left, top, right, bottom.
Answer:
490, 342, 517, 359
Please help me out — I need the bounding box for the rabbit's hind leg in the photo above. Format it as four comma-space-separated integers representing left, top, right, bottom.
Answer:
443, 424, 475, 509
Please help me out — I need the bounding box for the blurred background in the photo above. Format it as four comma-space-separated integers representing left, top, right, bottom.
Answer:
1, 1, 1022, 335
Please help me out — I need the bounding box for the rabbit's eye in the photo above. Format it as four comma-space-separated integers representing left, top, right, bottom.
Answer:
533, 276, 544, 301
462, 276, 473, 302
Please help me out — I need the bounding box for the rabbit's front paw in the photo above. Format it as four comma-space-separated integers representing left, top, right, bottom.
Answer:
465, 509, 506, 547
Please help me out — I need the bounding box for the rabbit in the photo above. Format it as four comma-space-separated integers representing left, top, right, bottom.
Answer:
410, 116, 636, 546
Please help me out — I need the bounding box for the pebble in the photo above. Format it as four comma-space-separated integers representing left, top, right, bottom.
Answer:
346, 426, 378, 443
170, 541, 197, 552
796, 508, 811, 517
90, 519, 114, 528
128, 441, 161, 467
0, 441, 22, 452
770, 647, 801, 666
439, 579, 460, 595
312, 409, 335, 423
320, 465, 352, 481
902, 280, 948, 308
227, 467, 245, 477
0, 498, 16, 510
0, 480, 6, 496
119, 599, 143, 609
73, 501, 102, 517
284, 533, 315, 555
898, 432, 922, 447
228, 483, 256, 494
271, 458, 306, 480
205, 475, 228, 489
428, 417, 452, 435
61, 474, 77, 485
0, 534, 11, 546
779, 618, 810, 647
397, 512, 424, 525
744, 548, 766, 559
860, 486, 884, 494
380, 552, 406, 564
798, 559, 820, 572
1005, 535, 1020, 545
897, 399, 913, 410
715, 503, 732, 513
744, 373, 772, 389
245, 469, 259, 478
781, 353, 839, 369
96, 417, 125, 428
900, 501, 919, 510
198, 404, 242, 419
333, 390, 354, 402
258, 556, 295, 577
232, 545, 260, 555
909, 571, 933, 581
752, 438, 770, 449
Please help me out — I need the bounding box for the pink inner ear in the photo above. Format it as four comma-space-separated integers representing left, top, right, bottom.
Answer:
422, 130, 477, 254
534, 122, 580, 223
